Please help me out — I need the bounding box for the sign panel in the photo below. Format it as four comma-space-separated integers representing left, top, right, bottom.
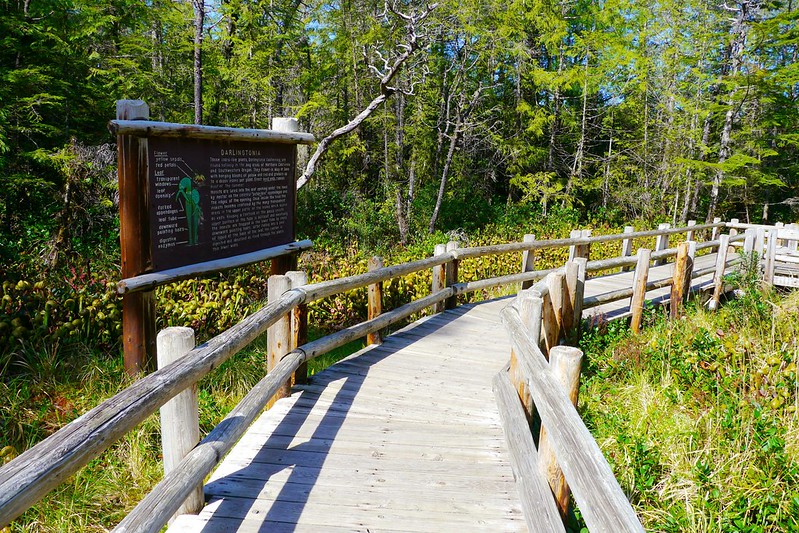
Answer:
148, 137, 295, 271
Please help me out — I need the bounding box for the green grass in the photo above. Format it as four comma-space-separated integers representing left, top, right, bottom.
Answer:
0, 323, 370, 532
577, 285, 799, 532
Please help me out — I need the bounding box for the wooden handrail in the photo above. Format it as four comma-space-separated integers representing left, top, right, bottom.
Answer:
0, 288, 304, 526
0, 219, 728, 529
501, 304, 644, 531
115, 287, 454, 532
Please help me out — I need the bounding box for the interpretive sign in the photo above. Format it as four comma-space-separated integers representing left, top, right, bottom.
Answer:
112, 100, 314, 375
148, 137, 296, 271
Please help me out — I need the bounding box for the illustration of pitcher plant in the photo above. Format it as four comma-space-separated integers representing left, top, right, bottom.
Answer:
176, 177, 202, 246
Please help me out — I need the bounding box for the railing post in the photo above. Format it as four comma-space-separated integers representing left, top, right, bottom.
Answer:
775, 222, 785, 247
521, 234, 536, 290
367, 256, 384, 345
670, 241, 695, 319
568, 230, 581, 261
537, 345, 583, 520
568, 229, 592, 262
765, 229, 778, 287
431, 243, 447, 314
789, 223, 799, 252
286, 270, 309, 385
729, 218, 740, 240
654, 223, 670, 266
755, 227, 765, 260
620, 226, 634, 271
510, 291, 541, 421
711, 217, 722, 247
117, 100, 156, 375
686, 220, 696, 242
157, 327, 203, 521
563, 259, 586, 345
445, 241, 460, 309
709, 234, 730, 311
743, 229, 756, 267
630, 248, 651, 334
543, 272, 565, 352
743, 230, 754, 252
267, 275, 292, 402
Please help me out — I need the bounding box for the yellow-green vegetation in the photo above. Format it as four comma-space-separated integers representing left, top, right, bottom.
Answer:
0, 216, 707, 530
0, 338, 272, 532
579, 283, 799, 532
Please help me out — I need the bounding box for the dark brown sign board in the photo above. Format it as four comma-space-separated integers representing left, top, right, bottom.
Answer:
148, 137, 296, 272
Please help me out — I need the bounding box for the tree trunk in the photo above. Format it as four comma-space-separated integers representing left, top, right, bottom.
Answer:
192, 0, 204, 125
707, 0, 761, 222
297, 3, 436, 189
565, 52, 590, 200
429, 125, 459, 234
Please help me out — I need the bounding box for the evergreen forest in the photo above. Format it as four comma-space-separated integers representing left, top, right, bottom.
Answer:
2, 0, 799, 530
2, 0, 799, 260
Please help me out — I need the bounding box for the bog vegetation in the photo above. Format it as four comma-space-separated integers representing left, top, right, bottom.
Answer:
2, 0, 799, 530
580, 273, 799, 532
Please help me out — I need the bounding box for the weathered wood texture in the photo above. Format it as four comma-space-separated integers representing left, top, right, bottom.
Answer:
670, 241, 695, 319
169, 299, 527, 532
0, 287, 305, 528
157, 328, 203, 522
710, 235, 731, 311
621, 226, 634, 271
267, 275, 293, 402
493, 371, 565, 532
764, 230, 778, 286
654, 223, 670, 266
117, 100, 156, 375
521, 234, 536, 290
502, 308, 644, 532
109, 119, 316, 144
537, 345, 583, 519
287, 271, 309, 386
445, 241, 460, 309
367, 256, 384, 345
431, 243, 447, 313
630, 249, 652, 333
118, 240, 314, 294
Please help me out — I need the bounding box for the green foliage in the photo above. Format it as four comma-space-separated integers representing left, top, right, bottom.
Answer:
579, 287, 799, 532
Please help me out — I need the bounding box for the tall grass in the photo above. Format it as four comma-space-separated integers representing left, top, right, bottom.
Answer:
579, 282, 799, 532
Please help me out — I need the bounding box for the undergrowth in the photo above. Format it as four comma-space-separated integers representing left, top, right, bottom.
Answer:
0, 214, 717, 530
579, 283, 799, 532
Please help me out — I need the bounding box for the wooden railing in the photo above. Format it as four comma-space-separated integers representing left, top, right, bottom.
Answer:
489, 222, 790, 530
0, 220, 740, 531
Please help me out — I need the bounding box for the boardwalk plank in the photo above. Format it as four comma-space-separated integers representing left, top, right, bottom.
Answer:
167, 252, 729, 532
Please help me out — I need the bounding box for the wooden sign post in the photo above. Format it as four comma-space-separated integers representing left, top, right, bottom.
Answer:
113, 101, 314, 375
117, 100, 156, 375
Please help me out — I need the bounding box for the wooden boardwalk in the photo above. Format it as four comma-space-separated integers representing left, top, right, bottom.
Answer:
168, 252, 722, 532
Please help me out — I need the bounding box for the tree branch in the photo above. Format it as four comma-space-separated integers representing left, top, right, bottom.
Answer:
296, 3, 438, 189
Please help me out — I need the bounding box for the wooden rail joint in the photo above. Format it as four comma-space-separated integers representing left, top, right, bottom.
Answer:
498, 299, 643, 531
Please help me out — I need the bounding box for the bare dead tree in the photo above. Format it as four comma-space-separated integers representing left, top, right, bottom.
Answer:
706, 0, 762, 222
428, 82, 487, 234
296, 2, 438, 190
